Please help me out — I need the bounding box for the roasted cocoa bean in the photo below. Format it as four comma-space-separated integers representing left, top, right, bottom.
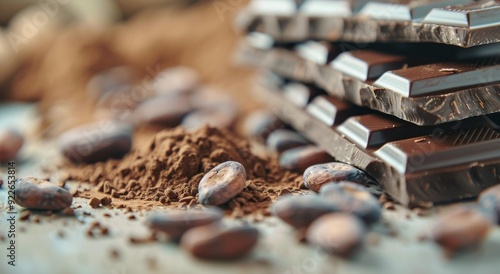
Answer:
181, 224, 259, 260
307, 213, 366, 258
243, 110, 285, 143
272, 195, 337, 229
320, 182, 381, 224
198, 161, 246, 206
182, 106, 236, 131
279, 145, 334, 173
304, 162, 372, 192
132, 94, 193, 126
266, 129, 310, 153
14, 177, 73, 211
147, 207, 223, 240
430, 205, 492, 255
58, 121, 132, 163
0, 129, 24, 162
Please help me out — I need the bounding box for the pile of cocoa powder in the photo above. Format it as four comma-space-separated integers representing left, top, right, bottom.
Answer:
65, 126, 303, 217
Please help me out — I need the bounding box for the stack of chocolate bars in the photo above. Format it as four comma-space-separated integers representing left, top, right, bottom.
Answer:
236, 0, 500, 207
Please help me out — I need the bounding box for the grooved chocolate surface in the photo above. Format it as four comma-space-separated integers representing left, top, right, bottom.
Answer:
237, 0, 500, 47
238, 44, 500, 125
257, 73, 500, 207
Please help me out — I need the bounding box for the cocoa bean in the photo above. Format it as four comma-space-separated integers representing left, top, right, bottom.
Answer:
198, 161, 246, 206
307, 213, 366, 258
0, 129, 24, 162
181, 106, 236, 131
430, 205, 492, 255
279, 145, 334, 173
14, 177, 73, 211
153, 66, 199, 95
320, 182, 381, 224
132, 94, 193, 126
58, 121, 132, 164
304, 162, 372, 192
181, 224, 259, 260
147, 207, 223, 240
243, 110, 285, 143
266, 129, 310, 153
272, 195, 337, 229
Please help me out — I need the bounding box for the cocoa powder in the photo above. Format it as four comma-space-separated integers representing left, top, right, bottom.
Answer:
65, 126, 302, 216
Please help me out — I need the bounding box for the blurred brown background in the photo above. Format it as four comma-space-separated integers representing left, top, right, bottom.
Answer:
0, 0, 257, 135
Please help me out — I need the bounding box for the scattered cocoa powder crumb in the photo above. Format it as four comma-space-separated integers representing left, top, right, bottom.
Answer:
146, 257, 157, 270
89, 198, 101, 208
57, 231, 65, 238
65, 126, 302, 215
128, 215, 137, 220
129, 235, 155, 244
110, 249, 120, 260
0, 235, 4, 242
19, 211, 31, 221
100, 227, 109, 235
103, 213, 112, 218
101, 197, 113, 206
32, 216, 41, 224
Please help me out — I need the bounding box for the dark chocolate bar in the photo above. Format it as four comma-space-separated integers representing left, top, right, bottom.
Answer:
257, 73, 500, 207
238, 40, 500, 125
237, 0, 500, 47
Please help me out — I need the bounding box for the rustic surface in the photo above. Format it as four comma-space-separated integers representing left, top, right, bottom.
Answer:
1, 104, 500, 274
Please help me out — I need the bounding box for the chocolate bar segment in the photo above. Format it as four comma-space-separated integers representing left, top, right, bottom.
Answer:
337, 114, 431, 149
257, 74, 500, 207
373, 61, 500, 97
422, 0, 500, 28
375, 126, 500, 174
237, 0, 500, 47
244, 44, 500, 125
331, 50, 408, 81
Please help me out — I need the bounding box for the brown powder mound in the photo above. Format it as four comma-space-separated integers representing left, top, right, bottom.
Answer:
66, 126, 303, 216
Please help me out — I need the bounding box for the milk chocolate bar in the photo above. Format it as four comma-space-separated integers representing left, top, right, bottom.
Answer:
238, 40, 500, 125
257, 73, 500, 207
237, 0, 500, 47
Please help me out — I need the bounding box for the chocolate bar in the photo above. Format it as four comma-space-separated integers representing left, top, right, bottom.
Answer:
237, 0, 500, 47
238, 39, 500, 125
257, 73, 500, 207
